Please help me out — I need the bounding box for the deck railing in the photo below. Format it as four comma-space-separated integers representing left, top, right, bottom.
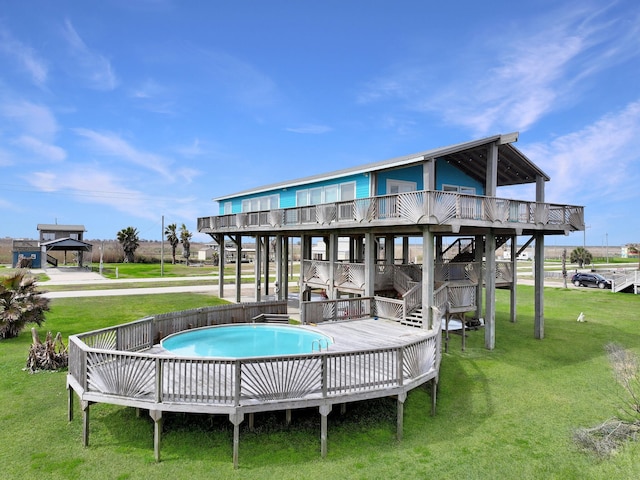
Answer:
68, 302, 440, 410
198, 190, 584, 233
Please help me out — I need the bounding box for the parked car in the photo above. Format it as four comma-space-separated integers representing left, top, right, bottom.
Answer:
571, 272, 612, 289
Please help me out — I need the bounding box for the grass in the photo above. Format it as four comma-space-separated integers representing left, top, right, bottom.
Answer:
1, 287, 639, 479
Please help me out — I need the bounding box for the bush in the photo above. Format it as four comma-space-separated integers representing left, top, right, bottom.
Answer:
0, 270, 50, 340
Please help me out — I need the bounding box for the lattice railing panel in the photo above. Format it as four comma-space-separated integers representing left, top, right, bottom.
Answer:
403, 337, 437, 379
241, 357, 322, 401
87, 352, 155, 398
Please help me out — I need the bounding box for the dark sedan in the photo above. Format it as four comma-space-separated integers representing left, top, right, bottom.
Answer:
571, 272, 612, 289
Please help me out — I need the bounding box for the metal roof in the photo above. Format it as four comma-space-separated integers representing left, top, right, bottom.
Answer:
41, 237, 92, 251
37, 224, 86, 232
214, 132, 549, 201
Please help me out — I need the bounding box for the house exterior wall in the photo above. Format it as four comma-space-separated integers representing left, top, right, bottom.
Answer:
217, 158, 484, 215
436, 160, 484, 194
218, 173, 370, 215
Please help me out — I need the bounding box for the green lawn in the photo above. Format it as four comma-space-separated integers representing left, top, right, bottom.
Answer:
1, 287, 639, 479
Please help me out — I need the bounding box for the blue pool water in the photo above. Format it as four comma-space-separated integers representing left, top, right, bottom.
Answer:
161, 324, 333, 358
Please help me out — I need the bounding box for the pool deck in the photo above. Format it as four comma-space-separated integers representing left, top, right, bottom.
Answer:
146, 318, 433, 356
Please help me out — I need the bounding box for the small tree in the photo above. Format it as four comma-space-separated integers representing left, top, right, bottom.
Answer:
117, 226, 140, 263
180, 223, 193, 266
570, 246, 592, 268
0, 271, 50, 340
165, 223, 179, 264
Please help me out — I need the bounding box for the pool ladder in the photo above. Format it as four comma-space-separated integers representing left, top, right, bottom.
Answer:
311, 338, 329, 353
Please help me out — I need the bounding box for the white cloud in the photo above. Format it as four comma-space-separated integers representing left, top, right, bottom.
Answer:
524, 99, 640, 205
26, 168, 164, 222
73, 128, 175, 179
358, 4, 640, 136
14, 135, 66, 162
0, 27, 48, 87
285, 124, 332, 134
0, 100, 59, 140
199, 48, 279, 108
62, 19, 118, 91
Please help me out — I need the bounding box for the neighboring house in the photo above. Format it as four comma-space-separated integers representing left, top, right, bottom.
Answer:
12, 224, 92, 268
621, 244, 639, 258
197, 133, 584, 349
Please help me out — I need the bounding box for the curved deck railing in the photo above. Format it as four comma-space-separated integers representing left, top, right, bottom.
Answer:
68, 300, 441, 412
67, 301, 442, 467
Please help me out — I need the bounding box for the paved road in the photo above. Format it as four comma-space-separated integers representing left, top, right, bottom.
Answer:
36, 267, 254, 301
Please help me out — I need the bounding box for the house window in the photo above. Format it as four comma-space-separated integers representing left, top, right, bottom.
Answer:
442, 184, 476, 195
224, 202, 232, 215
295, 181, 357, 206
241, 194, 279, 212
387, 179, 417, 194
70, 233, 79, 240
42, 233, 55, 241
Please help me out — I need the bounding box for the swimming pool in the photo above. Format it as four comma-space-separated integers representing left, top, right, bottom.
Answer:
161, 324, 334, 358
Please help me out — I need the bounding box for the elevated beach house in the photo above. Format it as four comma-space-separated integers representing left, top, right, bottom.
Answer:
198, 133, 585, 349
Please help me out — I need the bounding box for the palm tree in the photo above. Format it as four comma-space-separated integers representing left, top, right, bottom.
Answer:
165, 223, 179, 264
180, 223, 193, 266
0, 271, 50, 340
117, 226, 140, 263
570, 246, 592, 268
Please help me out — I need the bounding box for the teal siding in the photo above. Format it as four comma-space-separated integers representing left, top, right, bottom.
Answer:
376, 165, 423, 195
436, 160, 484, 194
217, 159, 485, 214
219, 173, 370, 214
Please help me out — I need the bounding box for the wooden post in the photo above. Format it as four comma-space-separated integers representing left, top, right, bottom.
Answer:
534, 233, 545, 339
218, 234, 225, 300
255, 235, 262, 302
396, 392, 407, 441
510, 235, 517, 323
81, 400, 90, 447
67, 385, 74, 422
431, 379, 438, 416
319, 404, 332, 458
474, 235, 484, 322
229, 412, 244, 469
421, 228, 434, 329
364, 232, 376, 297
149, 409, 163, 462
285, 409, 292, 425
235, 235, 242, 303
484, 230, 496, 350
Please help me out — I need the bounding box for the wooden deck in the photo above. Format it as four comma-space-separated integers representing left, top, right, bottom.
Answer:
67, 305, 441, 468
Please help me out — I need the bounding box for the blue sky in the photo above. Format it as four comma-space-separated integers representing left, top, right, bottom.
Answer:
1, 0, 638, 248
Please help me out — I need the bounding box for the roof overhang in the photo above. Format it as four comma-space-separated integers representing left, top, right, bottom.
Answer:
41, 238, 93, 251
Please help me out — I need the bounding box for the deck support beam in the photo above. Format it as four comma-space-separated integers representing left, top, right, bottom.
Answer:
149, 409, 163, 462
396, 392, 407, 441
275, 234, 283, 300
216, 234, 225, 300
534, 233, 545, 339
81, 400, 91, 447
431, 378, 438, 416
484, 230, 496, 350
364, 232, 375, 297
230, 412, 244, 469
235, 236, 243, 302
421, 228, 434, 329
474, 235, 484, 322
509, 236, 518, 323
67, 384, 74, 422
319, 404, 332, 458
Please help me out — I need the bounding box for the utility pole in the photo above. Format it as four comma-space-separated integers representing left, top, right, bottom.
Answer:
161, 215, 164, 277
